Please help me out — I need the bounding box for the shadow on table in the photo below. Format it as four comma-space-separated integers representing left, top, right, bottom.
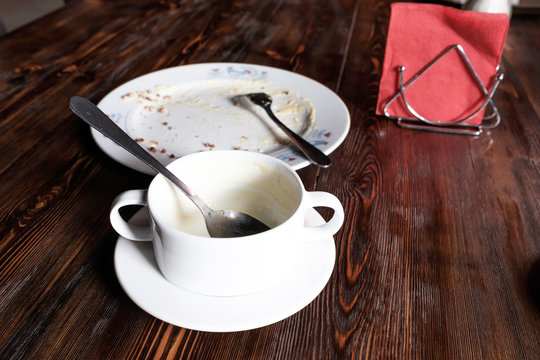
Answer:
527, 257, 540, 312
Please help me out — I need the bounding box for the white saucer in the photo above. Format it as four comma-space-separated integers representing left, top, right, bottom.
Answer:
114, 208, 336, 332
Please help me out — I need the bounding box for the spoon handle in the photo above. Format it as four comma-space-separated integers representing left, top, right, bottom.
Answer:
260, 104, 331, 168
69, 96, 210, 212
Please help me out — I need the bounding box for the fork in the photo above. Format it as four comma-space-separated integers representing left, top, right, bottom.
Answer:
234, 92, 331, 168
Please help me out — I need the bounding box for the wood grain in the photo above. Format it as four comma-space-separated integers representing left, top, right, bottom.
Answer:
0, 0, 539, 359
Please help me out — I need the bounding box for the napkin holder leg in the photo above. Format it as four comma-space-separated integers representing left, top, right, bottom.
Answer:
383, 44, 504, 136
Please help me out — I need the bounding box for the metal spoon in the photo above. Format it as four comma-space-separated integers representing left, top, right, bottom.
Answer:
233, 92, 331, 168
69, 96, 270, 238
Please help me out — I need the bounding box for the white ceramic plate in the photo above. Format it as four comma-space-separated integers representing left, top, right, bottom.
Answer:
114, 208, 336, 332
94, 63, 350, 174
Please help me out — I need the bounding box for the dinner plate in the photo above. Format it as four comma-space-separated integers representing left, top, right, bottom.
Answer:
114, 208, 336, 332
94, 63, 350, 174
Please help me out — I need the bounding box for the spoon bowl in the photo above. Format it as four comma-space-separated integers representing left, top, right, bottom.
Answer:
69, 96, 270, 238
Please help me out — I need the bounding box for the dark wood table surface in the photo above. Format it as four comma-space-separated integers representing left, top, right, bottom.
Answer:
1, 0, 539, 358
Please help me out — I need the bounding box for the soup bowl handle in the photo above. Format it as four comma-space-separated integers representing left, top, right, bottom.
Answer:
301, 191, 344, 241
110, 190, 153, 241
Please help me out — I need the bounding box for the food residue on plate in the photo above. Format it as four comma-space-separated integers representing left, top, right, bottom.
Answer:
120, 79, 315, 160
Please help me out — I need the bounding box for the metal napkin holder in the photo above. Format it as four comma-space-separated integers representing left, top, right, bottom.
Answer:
382, 44, 504, 136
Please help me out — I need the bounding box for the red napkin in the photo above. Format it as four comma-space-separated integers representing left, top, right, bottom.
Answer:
376, 3, 509, 125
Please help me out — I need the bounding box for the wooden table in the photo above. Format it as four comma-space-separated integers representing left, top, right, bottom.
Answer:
1, 0, 539, 358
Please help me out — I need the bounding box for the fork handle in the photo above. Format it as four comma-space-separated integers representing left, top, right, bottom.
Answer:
261, 105, 331, 168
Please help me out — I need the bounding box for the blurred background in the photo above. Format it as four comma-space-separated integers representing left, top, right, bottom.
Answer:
0, 0, 70, 35
0, 0, 538, 37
